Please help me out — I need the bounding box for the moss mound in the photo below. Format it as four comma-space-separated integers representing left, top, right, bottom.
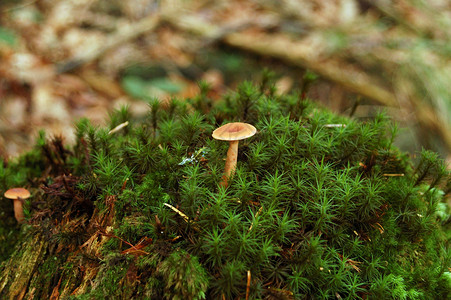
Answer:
1, 79, 450, 299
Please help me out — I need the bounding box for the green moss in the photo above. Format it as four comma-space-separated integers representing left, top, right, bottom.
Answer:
86, 253, 135, 299
0, 79, 450, 299
157, 249, 208, 300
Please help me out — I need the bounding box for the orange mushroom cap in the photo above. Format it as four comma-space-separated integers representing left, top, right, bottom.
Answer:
212, 122, 257, 141
4, 188, 31, 200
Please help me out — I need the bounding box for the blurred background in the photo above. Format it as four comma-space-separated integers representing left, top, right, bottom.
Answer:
0, 0, 450, 163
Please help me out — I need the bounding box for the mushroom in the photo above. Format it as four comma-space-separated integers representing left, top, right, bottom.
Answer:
4, 188, 30, 223
212, 122, 256, 187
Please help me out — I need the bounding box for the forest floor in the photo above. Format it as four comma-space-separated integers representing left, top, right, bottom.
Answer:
0, 0, 450, 163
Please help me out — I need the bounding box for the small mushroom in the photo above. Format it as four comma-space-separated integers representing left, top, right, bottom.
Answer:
212, 122, 256, 187
4, 188, 30, 223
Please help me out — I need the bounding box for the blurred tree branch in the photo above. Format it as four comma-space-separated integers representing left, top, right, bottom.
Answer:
56, 14, 160, 73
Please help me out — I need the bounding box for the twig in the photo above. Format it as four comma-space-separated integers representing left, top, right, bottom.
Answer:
120, 237, 153, 255
108, 121, 129, 135
371, 222, 384, 234
323, 124, 346, 128
164, 203, 200, 231
246, 270, 251, 300
164, 203, 189, 222
2, 0, 37, 12
90, 230, 151, 255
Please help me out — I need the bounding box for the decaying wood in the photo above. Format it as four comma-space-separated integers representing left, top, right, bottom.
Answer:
0, 189, 120, 299
0, 232, 48, 300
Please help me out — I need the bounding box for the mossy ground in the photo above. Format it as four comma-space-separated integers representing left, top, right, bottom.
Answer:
0, 78, 450, 299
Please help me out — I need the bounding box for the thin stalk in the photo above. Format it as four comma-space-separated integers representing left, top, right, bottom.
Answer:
221, 140, 239, 187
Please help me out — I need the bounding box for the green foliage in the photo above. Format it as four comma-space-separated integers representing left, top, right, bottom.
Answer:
1, 77, 450, 299
121, 75, 184, 100
86, 253, 135, 299
0, 27, 17, 46
157, 249, 208, 300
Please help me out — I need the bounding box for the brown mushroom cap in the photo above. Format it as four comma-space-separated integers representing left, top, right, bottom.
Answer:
212, 122, 257, 141
4, 188, 31, 200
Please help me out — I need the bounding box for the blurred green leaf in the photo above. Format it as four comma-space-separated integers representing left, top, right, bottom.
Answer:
0, 27, 17, 46
148, 78, 183, 94
121, 76, 149, 99
121, 76, 184, 100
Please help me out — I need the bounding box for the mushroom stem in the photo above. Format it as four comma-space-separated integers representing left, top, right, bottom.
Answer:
221, 140, 239, 187
13, 197, 24, 223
